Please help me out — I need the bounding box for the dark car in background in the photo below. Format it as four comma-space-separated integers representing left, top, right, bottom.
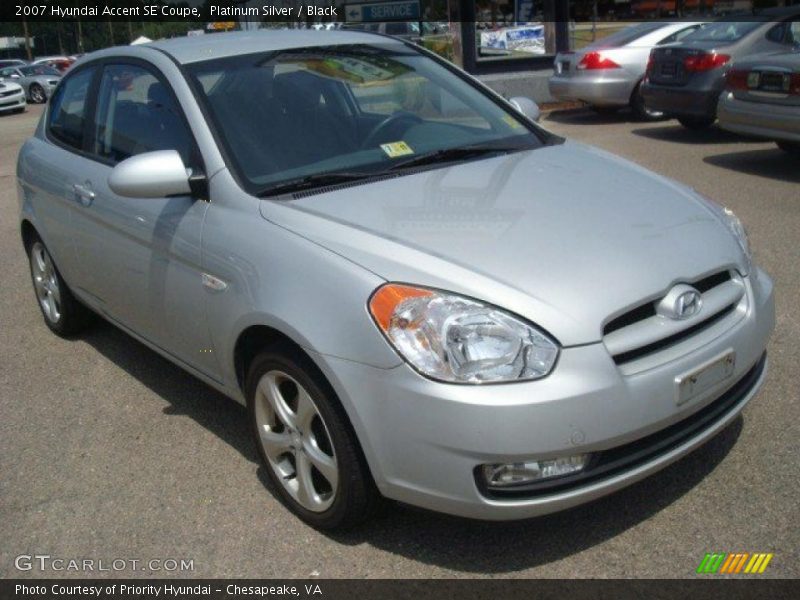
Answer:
642, 10, 800, 129
718, 49, 800, 155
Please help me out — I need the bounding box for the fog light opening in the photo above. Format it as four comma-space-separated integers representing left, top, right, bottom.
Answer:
481, 454, 590, 489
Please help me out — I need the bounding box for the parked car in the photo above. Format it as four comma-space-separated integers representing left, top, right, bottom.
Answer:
642, 10, 800, 129
549, 21, 705, 120
17, 31, 774, 529
0, 59, 28, 69
0, 78, 26, 114
32, 55, 71, 65
0, 64, 61, 103
42, 58, 75, 73
718, 50, 800, 155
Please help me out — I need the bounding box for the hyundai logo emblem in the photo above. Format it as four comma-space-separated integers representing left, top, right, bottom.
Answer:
656, 284, 703, 320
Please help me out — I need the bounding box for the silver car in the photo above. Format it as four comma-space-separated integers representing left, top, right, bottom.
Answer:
718, 50, 800, 155
17, 31, 774, 529
0, 64, 61, 103
549, 21, 704, 120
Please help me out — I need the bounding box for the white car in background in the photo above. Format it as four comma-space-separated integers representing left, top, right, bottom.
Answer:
549, 21, 705, 120
0, 78, 26, 115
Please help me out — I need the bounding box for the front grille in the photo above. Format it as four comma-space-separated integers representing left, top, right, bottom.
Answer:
477, 353, 766, 499
603, 270, 743, 366
0, 89, 18, 98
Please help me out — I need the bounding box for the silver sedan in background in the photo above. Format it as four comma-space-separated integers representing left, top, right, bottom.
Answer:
0, 64, 61, 103
549, 21, 704, 120
718, 50, 800, 155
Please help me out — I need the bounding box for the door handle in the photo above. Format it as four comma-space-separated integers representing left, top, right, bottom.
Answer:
73, 183, 95, 206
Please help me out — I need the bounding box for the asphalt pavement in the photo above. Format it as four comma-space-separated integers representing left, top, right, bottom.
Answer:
1, 104, 798, 579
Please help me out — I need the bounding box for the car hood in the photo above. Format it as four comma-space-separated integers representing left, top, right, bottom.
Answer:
259, 141, 746, 346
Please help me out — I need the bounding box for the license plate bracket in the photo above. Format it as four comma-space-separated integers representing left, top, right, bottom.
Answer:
675, 351, 736, 406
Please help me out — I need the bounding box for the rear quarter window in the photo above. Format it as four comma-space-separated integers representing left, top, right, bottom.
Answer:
48, 67, 95, 151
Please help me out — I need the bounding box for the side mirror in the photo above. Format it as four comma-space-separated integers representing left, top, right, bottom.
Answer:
10, 73, 20, 79
509, 96, 541, 123
108, 150, 194, 198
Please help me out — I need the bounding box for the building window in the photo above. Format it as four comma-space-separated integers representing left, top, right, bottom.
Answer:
475, 1, 555, 61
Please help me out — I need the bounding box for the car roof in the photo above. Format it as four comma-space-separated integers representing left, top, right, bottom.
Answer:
147, 29, 406, 65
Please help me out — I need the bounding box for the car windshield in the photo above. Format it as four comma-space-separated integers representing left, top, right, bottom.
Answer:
683, 20, 764, 43
186, 43, 546, 196
20, 65, 60, 76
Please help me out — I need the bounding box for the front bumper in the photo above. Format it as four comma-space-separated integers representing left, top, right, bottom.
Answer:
548, 74, 636, 107
717, 91, 800, 143
641, 82, 722, 119
0, 89, 26, 112
316, 268, 774, 520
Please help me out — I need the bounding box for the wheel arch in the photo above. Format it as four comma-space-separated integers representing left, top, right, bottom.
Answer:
233, 323, 381, 489
20, 218, 39, 253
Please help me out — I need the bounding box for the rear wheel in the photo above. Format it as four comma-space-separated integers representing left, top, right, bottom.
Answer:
677, 116, 715, 130
630, 83, 664, 122
29, 83, 46, 104
776, 140, 800, 155
28, 238, 92, 336
246, 345, 379, 529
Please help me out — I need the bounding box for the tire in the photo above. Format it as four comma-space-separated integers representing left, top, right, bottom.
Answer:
246, 344, 379, 529
776, 140, 800, 155
27, 237, 92, 337
591, 105, 620, 116
29, 83, 46, 104
630, 83, 664, 122
677, 116, 715, 130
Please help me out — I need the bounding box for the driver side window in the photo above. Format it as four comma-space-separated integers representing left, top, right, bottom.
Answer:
91, 63, 193, 166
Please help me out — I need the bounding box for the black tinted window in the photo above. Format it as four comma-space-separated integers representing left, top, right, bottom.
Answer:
92, 64, 193, 165
48, 67, 94, 150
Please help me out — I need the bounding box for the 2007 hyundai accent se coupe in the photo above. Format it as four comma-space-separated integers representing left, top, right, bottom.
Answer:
17, 31, 774, 529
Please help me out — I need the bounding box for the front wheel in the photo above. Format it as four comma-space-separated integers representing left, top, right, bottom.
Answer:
246, 345, 379, 529
677, 116, 715, 130
29, 83, 46, 104
776, 140, 800, 155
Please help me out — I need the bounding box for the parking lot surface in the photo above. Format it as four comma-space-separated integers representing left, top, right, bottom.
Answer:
1, 105, 798, 578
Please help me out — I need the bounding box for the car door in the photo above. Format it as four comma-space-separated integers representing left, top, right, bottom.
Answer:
22, 65, 98, 289
71, 60, 221, 379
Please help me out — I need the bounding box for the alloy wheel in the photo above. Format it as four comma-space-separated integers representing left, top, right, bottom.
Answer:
30, 241, 61, 324
254, 370, 338, 513
30, 85, 45, 103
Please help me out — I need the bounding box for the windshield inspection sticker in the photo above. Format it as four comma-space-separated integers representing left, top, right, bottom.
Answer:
502, 114, 524, 129
380, 141, 414, 158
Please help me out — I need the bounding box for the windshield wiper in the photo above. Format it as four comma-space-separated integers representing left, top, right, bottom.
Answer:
257, 170, 373, 197
385, 145, 521, 172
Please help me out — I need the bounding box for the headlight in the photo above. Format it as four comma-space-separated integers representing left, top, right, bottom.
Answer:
369, 284, 559, 383
722, 207, 752, 267
697, 194, 752, 273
